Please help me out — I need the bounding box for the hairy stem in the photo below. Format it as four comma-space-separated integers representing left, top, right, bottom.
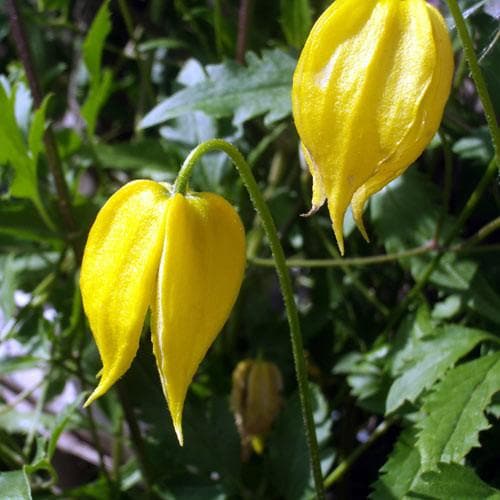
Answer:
174, 139, 325, 499
446, 0, 500, 166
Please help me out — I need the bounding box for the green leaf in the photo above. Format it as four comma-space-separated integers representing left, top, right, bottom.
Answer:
386, 325, 490, 414
83, 139, 182, 172
268, 386, 333, 500
0, 355, 42, 375
27, 95, 50, 166
409, 463, 500, 500
280, 0, 312, 48
416, 352, 500, 470
0, 84, 37, 202
47, 394, 86, 460
0, 254, 18, 317
370, 428, 421, 500
81, 68, 113, 137
0, 202, 60, 245
0, 470, 32, 500
139, 49, 295, 129
268, 391, 313, 500
0, 407, 54, 434
82, 0, 111, 82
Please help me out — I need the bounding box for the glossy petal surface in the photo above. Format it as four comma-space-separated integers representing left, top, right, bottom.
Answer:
292, 0, 453, 253
81, 180, 170, 406
151, 192, 246, 444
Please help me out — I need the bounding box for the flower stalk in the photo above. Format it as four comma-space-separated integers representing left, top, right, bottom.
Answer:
445, 0, 500, 167
174, 139, 325, 499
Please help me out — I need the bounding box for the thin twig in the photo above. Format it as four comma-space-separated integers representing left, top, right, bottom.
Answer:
324, 418, 396, 488
236, 0, 254, 63
250, 243, 434, 268
6, 0, 81, 260
382, 156, 498, 335
117, 382, 155, 497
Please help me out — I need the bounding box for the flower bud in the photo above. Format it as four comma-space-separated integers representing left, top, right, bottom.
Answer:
292, 0, 453, 254
230, 359, 283, 460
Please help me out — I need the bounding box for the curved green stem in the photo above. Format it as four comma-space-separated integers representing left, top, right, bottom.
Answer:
446, 0, 500, 167
175, 139, 325, 499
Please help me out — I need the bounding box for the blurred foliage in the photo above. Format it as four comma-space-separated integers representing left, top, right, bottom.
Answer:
0, 0, 499, 499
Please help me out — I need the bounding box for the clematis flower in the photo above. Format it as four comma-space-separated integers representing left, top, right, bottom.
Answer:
80, 180, 246, 444
292, 0, 454, 254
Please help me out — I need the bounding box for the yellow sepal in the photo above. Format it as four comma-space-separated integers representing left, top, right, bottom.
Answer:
80, 180, 170, 406
292, 0, 453, 253
151, 192, 246, 445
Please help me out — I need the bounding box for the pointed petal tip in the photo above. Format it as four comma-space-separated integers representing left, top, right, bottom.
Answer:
356, 218, 370, 243
173, 419, 184, 447
352, 194, 370, 243
83, 373, 113, 408
332, 220, 345, 256
300, 203, 322, 218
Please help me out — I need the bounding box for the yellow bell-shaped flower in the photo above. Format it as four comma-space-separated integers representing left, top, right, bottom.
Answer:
292, 0, 454, 254
80, 180, 246, 445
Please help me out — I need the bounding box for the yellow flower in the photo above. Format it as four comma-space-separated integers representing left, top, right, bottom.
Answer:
230, 358, 283, 460
80, 180, 246, 445
292, 0, 454, 254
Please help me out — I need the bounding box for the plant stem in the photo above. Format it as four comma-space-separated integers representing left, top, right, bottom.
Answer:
315, 225, 390, 317
383, 156, 497, 334
250, 243, 433, 268
249, 213, 500, 269
446, 0, 500, 167
117, 0, 154, 123
6, 0, 81, 260
174, 139, 325, 499
454, 215, 500, 250
434, 130, 454, 242
236, 0, 254, 64
117, 382, 154, 497
323, 418, 395, 488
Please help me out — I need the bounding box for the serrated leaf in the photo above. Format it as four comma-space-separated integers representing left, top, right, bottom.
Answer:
386, 325, 490, 413
280, 0, 312, 48
0, 470, 32, 500
409, 463, 500, 500
370, 428, 421, 500
139, 49, 295, 129
416, 352, 500, 470
82, 0, 111, 81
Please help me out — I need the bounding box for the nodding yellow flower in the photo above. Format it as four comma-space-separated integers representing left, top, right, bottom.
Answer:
230, 359, 283, 460
80, 180, 246, 445
292, 0, 454, 254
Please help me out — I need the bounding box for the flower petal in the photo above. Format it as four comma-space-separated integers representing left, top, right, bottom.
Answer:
351, 0, 454, 235
81, 180, 169, 406
151, 192, 246, 445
